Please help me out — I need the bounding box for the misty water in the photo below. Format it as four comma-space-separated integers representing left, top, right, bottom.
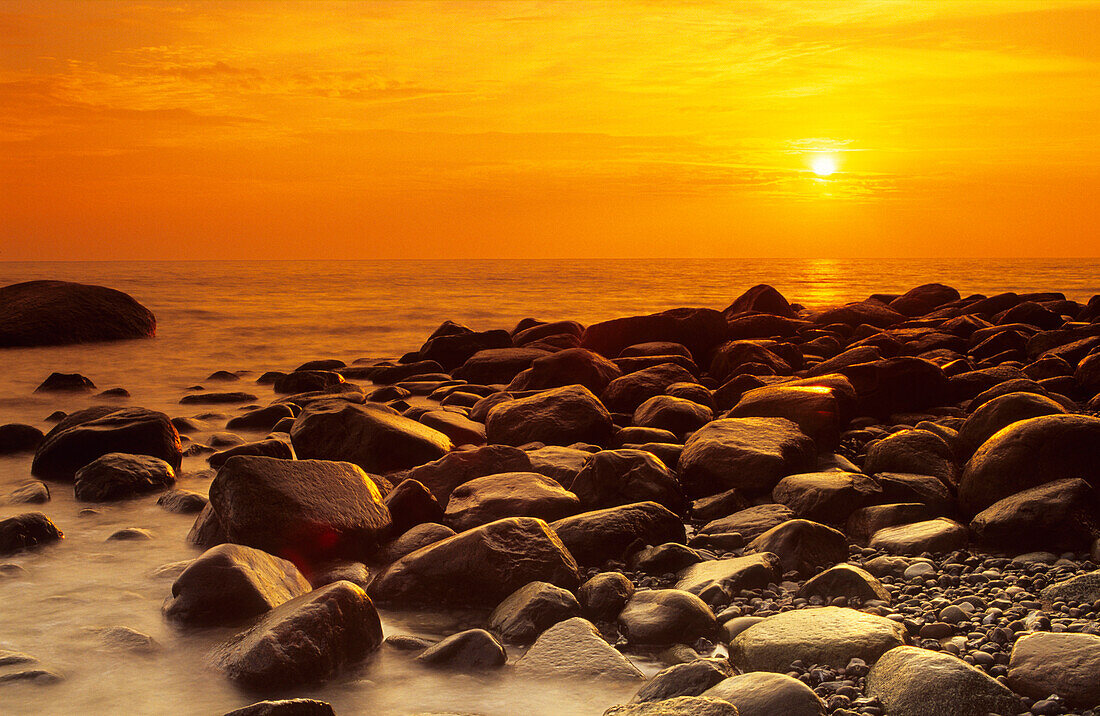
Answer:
1, 259, 1098, 715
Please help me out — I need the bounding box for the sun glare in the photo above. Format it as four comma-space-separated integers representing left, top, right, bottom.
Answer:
811, 155, 837, 176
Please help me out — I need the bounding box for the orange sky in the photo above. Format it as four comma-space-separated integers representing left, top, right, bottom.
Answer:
2, 1, 1098, 259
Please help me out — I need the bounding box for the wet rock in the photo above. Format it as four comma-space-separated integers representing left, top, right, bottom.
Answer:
208, 456, 392, 569
579, 572, 635, 621
1040, 570, 1100, 608
970, 478, 1100, 552
418, 410, 486, 447
955, 391, 1067, 461
0, 280, 156, 347
837, 357, 950, 418
290, 400, 452, 475
0, 512, 63, 555
224, 699, 336, 716
678, 418, 815, 498
958, 414, 1100, 513
96, 387, 129, 398
419, 328, 512, 372
273, 370, 344, 395
35, 372, 96, 393
309, 560, 370, 590
814, 300, 905, 329
868, 517, 968, 555
107, 527, 153, 541
797, 563, 890, 603
632, 395, 712, 438
570, 449, 685, 514
370, 517, 579, 607
873, 472, 953, 511
602, 363, 698, 414
631, 659, 734, 703
164, 543, 311, 625
526, 445, 593, 486
505, 348, 622, 394
866, 645, 1022, 716
730, 607, 907, 672
845, 502, 938, 543
4, 480, 50, 504
444, 471, 580, 531
389, 444, 532, 504
690, 489, 750, 523
0, 668, 65, 685
453, 347, 551, 385
214, 581, 383, 690
179, 391, 259, 405
728, 385, 843, 449
187, 503, 227, 548
697, 503, 794, 541
513, 617, 644, 681
74, 452, 175, 502
863, 429, 956, 485
89, 626, 160, 654
226, 405, 296, 432
747, 519, 847, 578
889, 283, 960, 316
488, 581, 581, 644
1007, 632, 1100, 708
582, 308, 728, 364
726, 283, 798, 318
605, 696, 739, 716
704, 672, 825, 716
0, 423, 44, 454
416, 628, 506, 670
618, 589, 718, 646
486, 385, 614, 447
674, 553, 781, 607
32, 406, 182, 480
770, 472, 880, 525
550, 502, 685, 567
383, 479, 445, 534
156, 489, 208, 514
630, 543, 702, 574
378, 522, 455, 563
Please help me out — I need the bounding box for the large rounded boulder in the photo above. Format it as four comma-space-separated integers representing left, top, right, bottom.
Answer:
570, 449, 685, 514
0, 280, 156, 347
444, 472, 581, 531
550, 502, 685, 567
678, 418, 815, 498
485, 384, 614, 447
73, 452, 176, 502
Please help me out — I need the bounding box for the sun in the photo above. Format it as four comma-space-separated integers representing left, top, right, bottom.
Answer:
811, 155, 837, 176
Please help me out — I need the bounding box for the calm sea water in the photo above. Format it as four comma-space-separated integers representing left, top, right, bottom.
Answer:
0, 258, 1097, 715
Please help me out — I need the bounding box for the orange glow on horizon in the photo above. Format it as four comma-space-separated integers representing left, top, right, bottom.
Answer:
1, 1, 1098, 260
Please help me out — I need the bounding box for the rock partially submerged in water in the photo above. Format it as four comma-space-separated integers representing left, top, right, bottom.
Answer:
224, 700, 336, 716
0, 512, 63, 555
74, 452, 176, 502
32, 406, 182, 481
487, 580, 582, 644
513, 617, 644, 681
0, 423, 44, 454
0, 280, 156, 347
214, 580, 383, 690
208, 456, 392, 570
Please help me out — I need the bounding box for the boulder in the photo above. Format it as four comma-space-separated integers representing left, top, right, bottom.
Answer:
633, 395, 712, 438
417, 409, 486, 446
1007, 632, 1100, 708
378, 522, 455, 563
578, 572, 635, 621
813, 300, 905, 328
383, 479, 445, 534
226, 405, 296, 431
697, 504, 794, 542
957, 414, 1100, 513
770, 472, 881, 525
419, 328, 512, 371
290, 400, 452, 475
1039, 570, 1100, 608
678, 418, 815, 498
602, 363, 698, 413
703, 672, 826, 716
214, 581, 383, 690
970, 478, 1100, 552
889, 283, 961, 316
869, 518, 968, 555
747, 519, 848, 578
863, 429, 956, 485
163, 544, 311, 625
873, 472, 953, 512
0, 512, 63, 556
582, 308, 728, 363
370, 517, 579, 607
73, 452, 175, 501
415, 629, 506, 670
454, 347, 551, 385
4, 480, 50, 505
674, 553, 781, 607
0, 423, 44, 454
207, 437, 296, 469
550, 502, 685, 567
955, 391, 1067, 461
485, 385, 614, 447
727, 386, 842, 448
845, 503, 938, 544
725, 284, 797, 318
866, 645, 1023, 716
208, 456, 392, 570
837, 357, 950, 418
506, 348, 622, 394
513, 616, 645, 681
35, 372, 96, 393
797, 564, 891, 604
444, 471, 580, 531
32, 407, 182, 480
570, 449, 685, 514
0, 280, 156, 347
708, 341, 792, 383
631, 659, 734, 703
617, 589, 718, 646
630, 543, 702, 575
488, 581, 582, 644
730, 606, 907, 672
605, 697, 739, 716
389, 444, 532, 504
224, 700, 335, 716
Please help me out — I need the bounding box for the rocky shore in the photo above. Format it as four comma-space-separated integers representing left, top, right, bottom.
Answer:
2, 282, 1100, 716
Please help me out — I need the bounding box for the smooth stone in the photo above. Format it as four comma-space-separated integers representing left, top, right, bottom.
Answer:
4, 481, 50, 504
703, 672, 826, 716
678, 418, 815, 498
74, 452, 175, 502
0, 513, 63, 555
617, 589, 718, 646
578, 572, 635, 621
630, 659, 734, 703
869, 517, 968, 555
32, 406, 182, 480
485, 384, 615, 447
797, 564, 891, 604
866, 645, 1023, 716
415, 628, 506, 671
570, 449, 686, 515
444, 471, 580, 532
604, 696, 739, 716
1007, 632, 1100, 708
746, 519, 847, 578
223, 699, 336, 716
513, 617, 644, 681
674, 553, 781, 607
550, 502, 685, 567
487, 581, 582, 644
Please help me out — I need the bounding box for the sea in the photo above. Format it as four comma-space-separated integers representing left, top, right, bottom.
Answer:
0, 258, 1097, 715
